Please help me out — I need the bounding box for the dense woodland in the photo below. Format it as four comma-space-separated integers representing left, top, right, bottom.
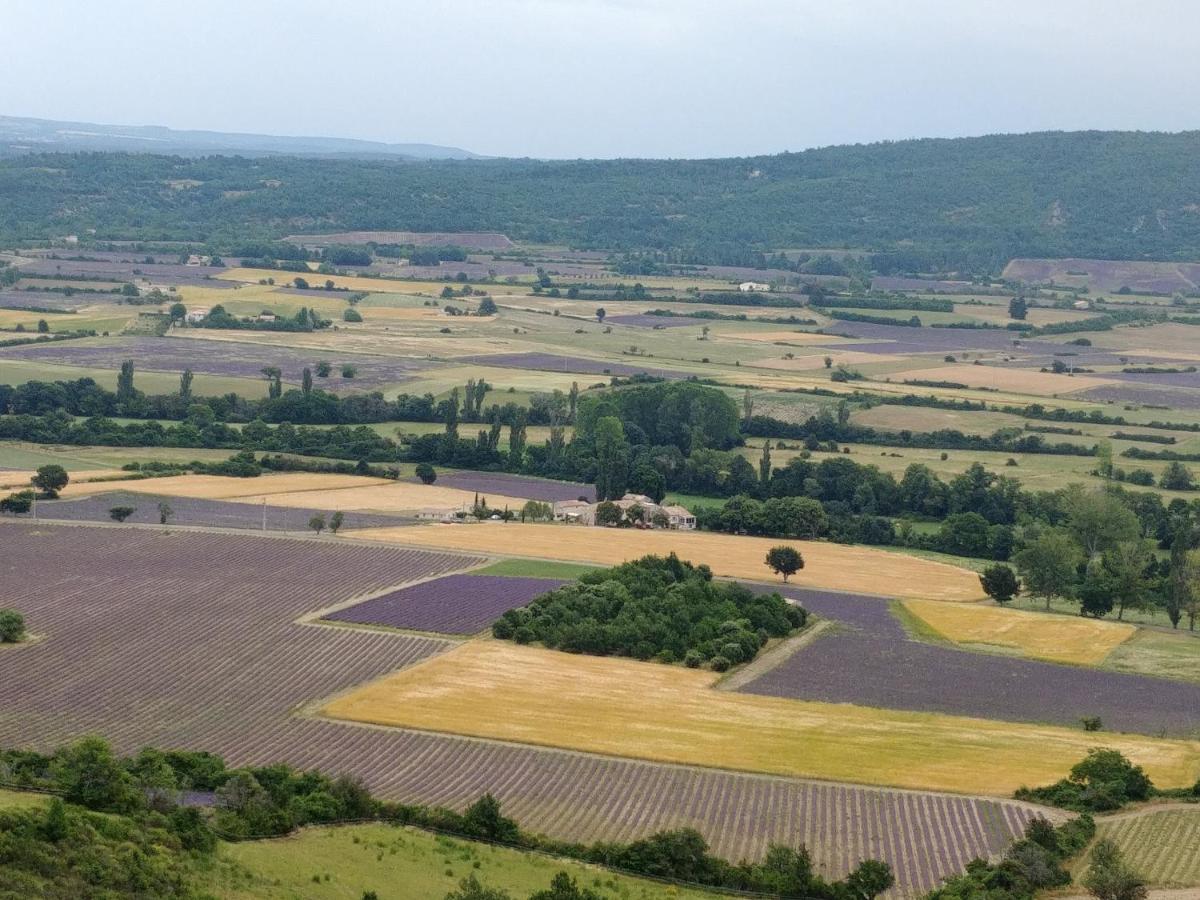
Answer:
5, 131, 1200, 268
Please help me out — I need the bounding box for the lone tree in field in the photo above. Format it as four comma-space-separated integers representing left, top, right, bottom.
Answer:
108, 506, 136, 523
595, 307, 606, 323
1008, 295, 1028, 320
0, 609, 25, 643
477, 297, 497, 316
765, 545, 805, 583
1083, 839, 1147, 900
32, 464, 69, 498
980, 565, 1020, 604
329, 511, 344, 534
415, 463, 437, 484
157, 502, 174, 526
308, 514, 326, 535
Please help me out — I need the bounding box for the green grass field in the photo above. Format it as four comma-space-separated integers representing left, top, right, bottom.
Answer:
473, 558, 602, 579
0, 788, 51, 810
218, 823, 731, 900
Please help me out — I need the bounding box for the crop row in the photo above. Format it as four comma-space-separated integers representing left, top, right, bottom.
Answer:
0, 524, 1040, 896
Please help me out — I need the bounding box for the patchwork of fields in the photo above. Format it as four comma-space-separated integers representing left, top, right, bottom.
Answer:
740, 589, 1200, 736
0, 523, 1052, 895
348, 522, 986, 599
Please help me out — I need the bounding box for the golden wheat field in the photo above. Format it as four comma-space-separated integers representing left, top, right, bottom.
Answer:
890, 364, 1115, 396
224, 482, 528, 515
56, 472, 389, 500
348, 522, 984, 599
322, 641, 1200, 796
902, 599, 1136, 666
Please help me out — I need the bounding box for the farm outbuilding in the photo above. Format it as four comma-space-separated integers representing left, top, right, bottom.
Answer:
738, 281, 771, 292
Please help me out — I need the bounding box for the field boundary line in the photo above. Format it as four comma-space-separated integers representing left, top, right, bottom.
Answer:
301, 711, 1064, 813
715, 619, 836, 691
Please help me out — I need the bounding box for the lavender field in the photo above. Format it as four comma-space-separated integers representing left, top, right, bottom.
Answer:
742, 589, 1200, 736
820, 321, 1071, 354
326, 573, 566, 634
461, 351, 688, 379
0, 335, 439, 389
0, 290, 90, 310
0, 523, 1042, 894
39, 491, 416, 532
429, 470, 594, 502
1079, 385, 1200, 410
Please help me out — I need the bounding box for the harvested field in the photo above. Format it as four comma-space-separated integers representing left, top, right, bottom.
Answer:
901, 598, 1136, 665
39, 490, 415, 532
225, 481, 529, 515
871, 277, 990, 294
0, 334, 440, 390
740, 589, 1200, 736
458, 352, 688, 380
425, 470, 594, 503
56, 472, 388, 501
1082, 808, 1200, 887
890, 364, 1114, 395
347, 523, 984, 600
0, 524, 1041, 895
325, 573, 567, 634
323, 640, 1200, 794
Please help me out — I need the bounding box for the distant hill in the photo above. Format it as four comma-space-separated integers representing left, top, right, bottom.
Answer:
2, 129, 1200, 270
0, 115, 478, 160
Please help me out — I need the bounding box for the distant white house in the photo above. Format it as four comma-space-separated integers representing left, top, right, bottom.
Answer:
738, 281, 770, 293
1073, 299, 1091, 310
185, 254, 212, 267
184, 307, 209, 324
257, 312, 277, 323
552, 494, 695, 530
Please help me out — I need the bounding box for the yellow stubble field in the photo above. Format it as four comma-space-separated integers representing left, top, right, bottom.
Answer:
902, 599, 1137, 666
321, 640, 1200, 796
347, 522, 984, 599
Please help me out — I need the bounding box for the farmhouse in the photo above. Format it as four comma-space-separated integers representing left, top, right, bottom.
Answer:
738, 281, 771, 292
552, 493, 695, 529
184, 307, 209, 324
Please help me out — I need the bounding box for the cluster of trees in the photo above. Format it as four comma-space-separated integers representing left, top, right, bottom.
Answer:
0, 737, 891, 900
1014, 749, 1157, 813
927, 813, 1096, 900
1004, 488, 1200, 627
0, 608, 24, 642
193, 304, 330, 332
492, 554, 805, 670
743, 410, 1097, 458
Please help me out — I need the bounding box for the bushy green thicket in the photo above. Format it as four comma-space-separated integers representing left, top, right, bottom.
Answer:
926, 814, 1095, 900
492, 554, 805, 668
1014, 749, 1154, 812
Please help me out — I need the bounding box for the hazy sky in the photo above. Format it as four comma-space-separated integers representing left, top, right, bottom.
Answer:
4, 0, 1197, 159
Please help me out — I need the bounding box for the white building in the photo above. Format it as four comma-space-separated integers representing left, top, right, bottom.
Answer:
738, 281, 770, 293
551, 494, 696, 529
184, 307, 209, 324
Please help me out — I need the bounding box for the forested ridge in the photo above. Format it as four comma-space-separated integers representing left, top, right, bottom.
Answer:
5, 130, 1200, 266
